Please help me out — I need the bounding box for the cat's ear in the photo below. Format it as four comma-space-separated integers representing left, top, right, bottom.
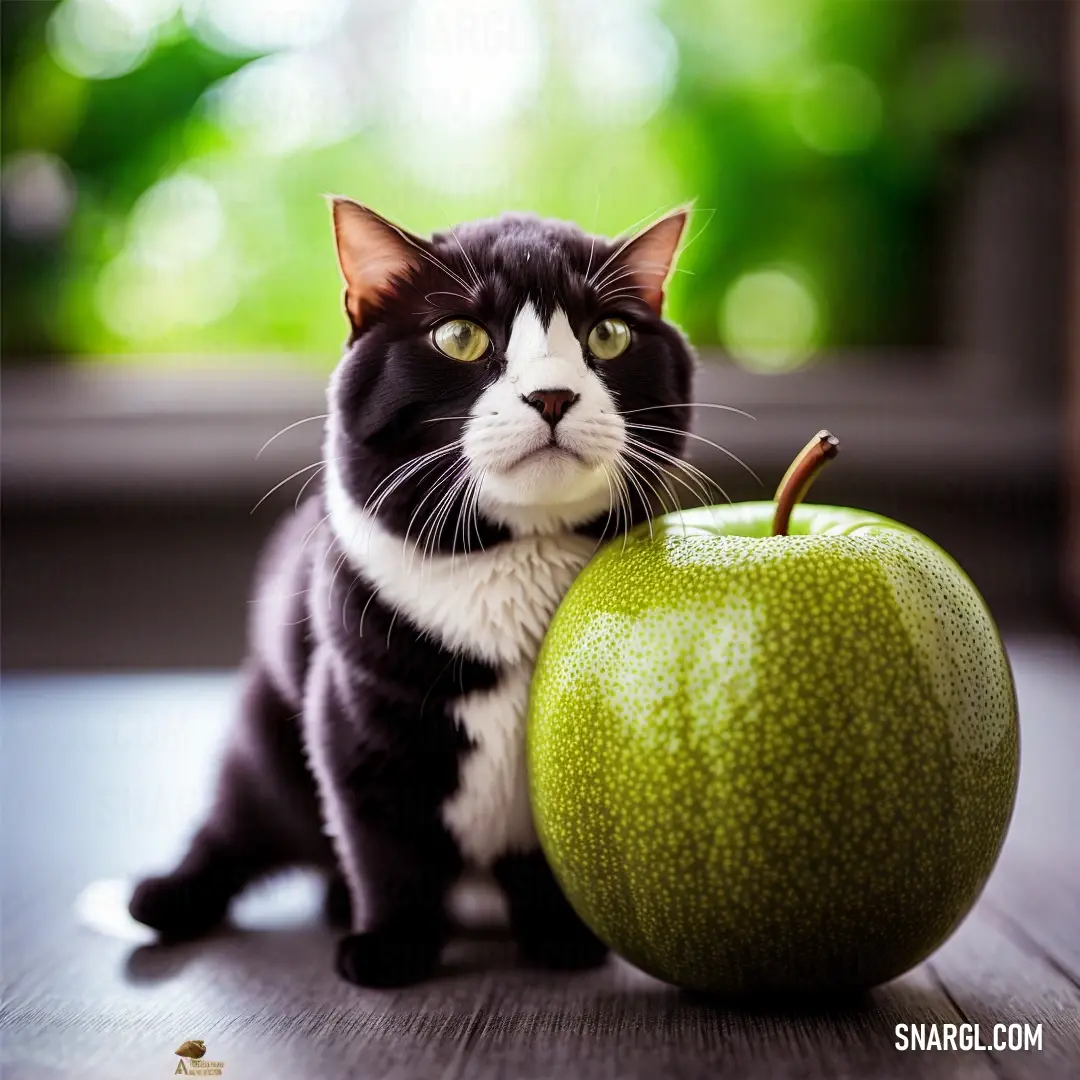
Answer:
608, 206, 690, 315
329, 197, 428, 331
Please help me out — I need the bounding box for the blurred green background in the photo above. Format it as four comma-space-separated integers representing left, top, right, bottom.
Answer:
1, 0, 1009, 372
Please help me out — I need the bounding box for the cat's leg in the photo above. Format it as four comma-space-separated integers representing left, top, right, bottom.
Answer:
305, 649, 463, 988
332, 817, 461, 988
322, 873, 352, 928
493, 849, 609, 970
129, 663, 320, 939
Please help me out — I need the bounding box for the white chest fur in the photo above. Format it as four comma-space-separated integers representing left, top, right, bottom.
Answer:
443, 664, 537, 864
326, 470, 597, 864
326, 472, 596, 666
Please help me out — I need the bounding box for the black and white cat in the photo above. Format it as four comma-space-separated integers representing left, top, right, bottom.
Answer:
129, 200, 697, 987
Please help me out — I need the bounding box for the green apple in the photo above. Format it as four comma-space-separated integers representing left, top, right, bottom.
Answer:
528, 432, 1019, 996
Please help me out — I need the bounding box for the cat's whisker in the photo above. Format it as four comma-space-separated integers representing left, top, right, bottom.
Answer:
610, 461, 636, 552
625, 435, 730, 507
448, 226, 485, 295
465, 470, 488, 562
432, 471, 473, 564
630, 449, 673, 516
430, 469, 472, 560
625, 433, 723, 496
594, 258, 689, 291
459, 469, 487, 567
251, 460, 327, 515
591, 464, 618, 553
420, 653, 459, 717
621, 445, 681, 515
367, 440, 462, 505
425, 290, 474, 306
451, 473, 471, 566
321, 447, 457, 604
255, 414, 329, 459
617, 457, 655, 542
593, 264, 664, 297
407, 460, 468, 572
459, 470, 484, 563
342, 571, 364, 633
365, 441, 463, 518
622, 447, 669, 518
679, 206, 717, 259
324, 477, 390, 612
422, 416, 473, 424
585, 201, 671, 286
626, 423, 763, 486
626, 443, 714, 510
402, 458, 469, 572
357, 585, 380, 638
584, 189, 602, 282
247, 587, 308, 603
327, 545, 354, 611
418, 467, 471, 572
596, 288, 652, 306
620, 402, 757, 421
401, 457, 466, 541
448, 467, 479, 567
616, 465, 634, 536
368, 462, 439, 520
410, 244, 474, 294
364, 449, 448, 515
299, 512, 331, 554
316, 537, 340, 583
589, 203, 703, 292
620, 446, 672, 511
584, 233, 598, 284
294, 464, 326, 509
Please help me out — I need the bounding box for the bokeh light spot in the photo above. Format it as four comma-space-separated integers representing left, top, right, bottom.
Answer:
185, 0, 347, 54
1, 152, 77, 240
791, 64, 882, 155
96, 251, 239, 341
702, 0, 812, 81
564, 0, 677, 126
394, 0, 545, 192
719, 268, 821, 373
47, 0, 178, 80
210, 52, 364, 155
399, 0, 544, 132
128, 173, 224, 269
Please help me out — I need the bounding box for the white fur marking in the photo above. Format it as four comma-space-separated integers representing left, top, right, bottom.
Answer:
465, 302, 625, 521
443, 665, 537, 864
326, 467, 596, 666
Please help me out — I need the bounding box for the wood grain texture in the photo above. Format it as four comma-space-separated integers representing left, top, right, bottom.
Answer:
1, 636, 1078, 1079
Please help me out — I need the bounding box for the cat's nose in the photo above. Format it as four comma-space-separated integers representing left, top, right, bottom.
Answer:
523, 389, 579, 428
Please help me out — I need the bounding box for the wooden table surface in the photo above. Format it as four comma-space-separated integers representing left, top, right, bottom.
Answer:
2, 636, 1078, 1079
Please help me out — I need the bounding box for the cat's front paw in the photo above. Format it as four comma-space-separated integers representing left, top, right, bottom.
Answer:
517, 921, 609, 971
128, 873, 229, 940
335, 925, 444, 988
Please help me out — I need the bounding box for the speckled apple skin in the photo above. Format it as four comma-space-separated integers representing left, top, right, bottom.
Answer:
528, 502, 1019, 995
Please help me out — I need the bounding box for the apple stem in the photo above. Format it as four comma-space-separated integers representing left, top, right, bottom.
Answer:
771, 430, 840, 536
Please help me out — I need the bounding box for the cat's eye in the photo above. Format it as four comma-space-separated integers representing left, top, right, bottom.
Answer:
587, 317, 631, 360
432, 319, 490, 363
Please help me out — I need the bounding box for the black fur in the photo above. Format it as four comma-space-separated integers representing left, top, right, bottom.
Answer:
130, 208, 696, 987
